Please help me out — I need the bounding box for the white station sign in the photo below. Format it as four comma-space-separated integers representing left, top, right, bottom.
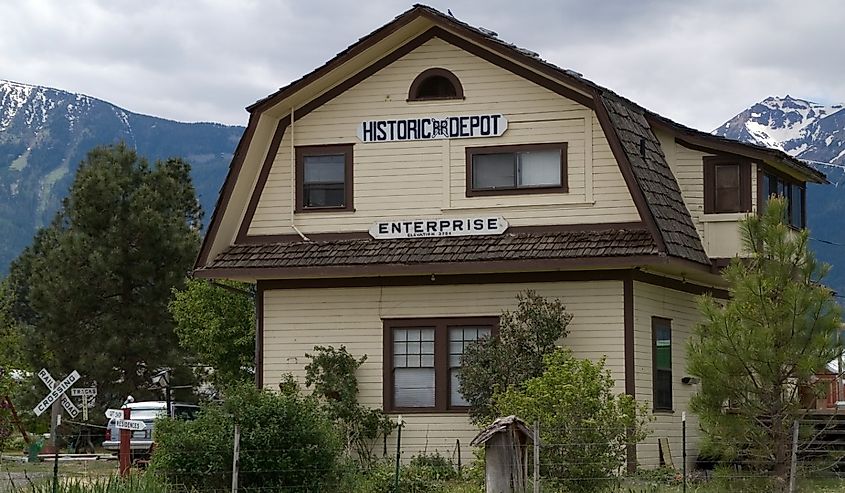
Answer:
369, 217, 508, 239
105, 409, 124, 420
114, 419, 146, 431
358, 114, 507, 143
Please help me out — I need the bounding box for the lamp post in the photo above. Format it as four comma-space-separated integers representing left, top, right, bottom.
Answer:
152, 370, 172, 418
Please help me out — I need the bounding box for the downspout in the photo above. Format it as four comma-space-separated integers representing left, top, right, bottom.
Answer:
289, 105, 310, 242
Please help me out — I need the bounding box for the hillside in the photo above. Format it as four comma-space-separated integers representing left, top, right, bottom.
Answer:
715, 96, 845, 295
0, 79, 243, 272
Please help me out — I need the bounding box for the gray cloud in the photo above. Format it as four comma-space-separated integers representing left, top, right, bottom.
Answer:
1, 0, 841, 130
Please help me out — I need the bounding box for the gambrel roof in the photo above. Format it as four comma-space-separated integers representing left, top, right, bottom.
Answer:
195, 4, 825, 278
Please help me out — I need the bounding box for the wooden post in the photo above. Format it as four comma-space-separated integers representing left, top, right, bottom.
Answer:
789, 420, 799, 493
231, 422, 241, 493
533, 421, 539, 493
119, 408, 131, 477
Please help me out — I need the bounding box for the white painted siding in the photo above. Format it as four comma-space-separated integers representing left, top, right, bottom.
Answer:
633, 281, 702, 469
247, 37, 639, 236
262, 280, 625, 460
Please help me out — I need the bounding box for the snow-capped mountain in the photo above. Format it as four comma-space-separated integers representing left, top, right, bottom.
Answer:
715, 95, 845, 296
715, 95, 845, 167
0, 79, 243, 273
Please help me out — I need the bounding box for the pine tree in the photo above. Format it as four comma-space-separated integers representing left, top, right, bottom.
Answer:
4, 143, 202, 407
688, 196, 842, 490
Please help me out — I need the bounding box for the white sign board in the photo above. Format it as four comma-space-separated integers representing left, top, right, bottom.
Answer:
33, 370, 80, 416
71, 388, 97, 397
369, 217, 509, 239
105, 409, 124, 420
358, 114, 507, 143
114, 419, 146, 431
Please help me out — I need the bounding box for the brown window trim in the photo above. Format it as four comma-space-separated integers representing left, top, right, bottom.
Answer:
407, 68, 465, 101
757, 164, 807, 229
466, 142, 569, 197
651, 316, 673, 412
295, 144, 354, 213
383, 316, 499, 414
703, 156, 752, 214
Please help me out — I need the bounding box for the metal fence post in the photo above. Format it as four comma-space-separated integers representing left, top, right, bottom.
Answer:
394, 416, 404, 492
533, 420, 540, 493
682, 412, 687, 493
456, 439, 462, 475
231, 422, 241, 493
789, 420, 799, 493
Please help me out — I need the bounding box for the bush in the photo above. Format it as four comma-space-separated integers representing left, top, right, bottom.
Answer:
459, 290, 572, 425
342, 453, 458, 493
150, 384, 342, 491
495, 349, 650, 493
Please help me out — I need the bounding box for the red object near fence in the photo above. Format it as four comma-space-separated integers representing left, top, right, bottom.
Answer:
119, 408, 131, 477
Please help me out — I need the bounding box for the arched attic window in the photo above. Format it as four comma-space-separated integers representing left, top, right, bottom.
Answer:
408, 68, 464, 101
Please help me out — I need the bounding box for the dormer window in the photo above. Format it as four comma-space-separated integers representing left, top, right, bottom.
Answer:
703, 156, 751, 214
762, 170, 806, 228
408, 68, 464, 101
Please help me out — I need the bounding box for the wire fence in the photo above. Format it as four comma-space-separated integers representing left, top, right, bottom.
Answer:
6, 415, 845, 492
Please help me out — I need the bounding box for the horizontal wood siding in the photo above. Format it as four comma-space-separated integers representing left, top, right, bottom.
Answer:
247, 37, 639, 236
633, 281, 702, 468
262, 280, 624, 460
659, 131, 756, 259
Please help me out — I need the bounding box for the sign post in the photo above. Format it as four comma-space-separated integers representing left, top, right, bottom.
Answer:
33, 369, 80, 454
119, 408, 131, 477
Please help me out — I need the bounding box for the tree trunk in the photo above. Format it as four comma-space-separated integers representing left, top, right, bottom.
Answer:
771, 415, 791, 493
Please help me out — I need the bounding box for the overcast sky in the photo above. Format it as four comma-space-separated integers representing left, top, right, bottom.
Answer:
1, 0, 842, 131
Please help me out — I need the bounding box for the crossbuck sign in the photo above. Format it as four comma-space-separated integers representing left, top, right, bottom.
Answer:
33, 368, 80, 417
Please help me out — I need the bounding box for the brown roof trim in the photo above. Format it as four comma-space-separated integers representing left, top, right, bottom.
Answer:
623, 275, 636, 473
670, 132, 826, 185
255, 282, 265, 388
248, 6, 595, 115
632, 270, 729, 299
195, 253, 719, 281
236, 116, 289, 242
593, 96, 667, 254
237, 222, 647, 245
195, 112, 260, 268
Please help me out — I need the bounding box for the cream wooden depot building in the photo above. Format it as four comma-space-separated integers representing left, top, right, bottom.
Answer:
195, 5, 826, 469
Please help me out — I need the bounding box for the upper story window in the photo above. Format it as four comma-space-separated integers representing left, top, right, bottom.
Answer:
408, 68, 464, 101
762, 170, 806, 228
466, 143, 568, 197
384, 317, 497, 412
295, 144, 353, 212
703, 156, 751, 214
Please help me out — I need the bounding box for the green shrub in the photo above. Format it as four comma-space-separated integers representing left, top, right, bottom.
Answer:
342, 453, 459, 493
150, 384, 342, 491
458, 290, 572, 426
495, 349, 650, 493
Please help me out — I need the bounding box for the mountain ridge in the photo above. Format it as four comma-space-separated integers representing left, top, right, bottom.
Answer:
0, 78, 244, 272
715, 95, 845, 296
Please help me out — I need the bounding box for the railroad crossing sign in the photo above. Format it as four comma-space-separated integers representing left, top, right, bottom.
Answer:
71, 387, 97, 421
33, 368, 80, 417
114, 419, 145, 431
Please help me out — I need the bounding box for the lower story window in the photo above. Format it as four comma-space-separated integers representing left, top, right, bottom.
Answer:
652, 317, 673, 411
385, 317, 497, 412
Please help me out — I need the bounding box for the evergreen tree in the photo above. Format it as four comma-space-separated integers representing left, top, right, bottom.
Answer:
4, 143, 202, 407
169, 278, 255, 387
688, 197, 842, 491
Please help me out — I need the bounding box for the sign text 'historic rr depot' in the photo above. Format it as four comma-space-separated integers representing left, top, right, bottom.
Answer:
370, 216, 508, 239
358, 114, 507, 143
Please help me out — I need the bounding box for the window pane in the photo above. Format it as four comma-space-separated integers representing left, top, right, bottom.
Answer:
766, 173, 779, 199
653, 320, 672, 410
394, 368, 435, 407
450, 369, 469, 407
790, 185, 804, 227
473, 153, 515, 189
303, 154, 345, 208
655, 370, 672, 410
303, 155, 345, 183
714, 164, 740, 212
518, 150, 561, 187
